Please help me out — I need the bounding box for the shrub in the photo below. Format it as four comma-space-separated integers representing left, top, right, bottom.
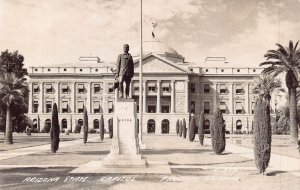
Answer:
74, 124, 81, 133
83, 107, 88, 145
67, 129, 72, 133
44, 123, 51, 133
182, 118, 187, 138
88, 128, 95, 133
198, 112, 204, 145
60, 129, 65, 133
50, 103, 60, 153
188, 116, 196, 141
26, 127, 31, 136
108, 118, 113, 139
253, 97, 271, 175
211, 107, 226, 155
179, 120, 183, 137
100, 114, 104, 141
176, 119, 179, 135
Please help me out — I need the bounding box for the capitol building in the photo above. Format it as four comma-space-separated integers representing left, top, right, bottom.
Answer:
27, 39, 275, 134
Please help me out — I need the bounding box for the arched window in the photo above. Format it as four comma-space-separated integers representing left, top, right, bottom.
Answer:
204, 119, 210, 134
236, 120, 242, 130
61, 119, 67, 129
161, 119, 169, 134
78, 119, 83, 126
147, 119, 156, 133
94, 119, 99, 129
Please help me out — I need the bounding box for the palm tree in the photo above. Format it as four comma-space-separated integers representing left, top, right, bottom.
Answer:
252, 74, 285, 105
260, 40, 300, 143
0, 73, 28, 144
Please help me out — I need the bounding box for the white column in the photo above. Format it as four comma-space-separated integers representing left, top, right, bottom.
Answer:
157, 80, 161, 113
171, 80, 175, 113
73, 83, 76, 113
129, 82, 133, 98
214, 83, 218, 109
230, 83, 234, 114
143, 81, 147, 113
39, 82, 44, 113
87, 82, 91, 113
245, 82, 249, 114
28, 82, 32, 113
55, 82, 60, 111
185, 80, 189, 113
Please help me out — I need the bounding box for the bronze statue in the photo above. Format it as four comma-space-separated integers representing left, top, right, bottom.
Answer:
115, 44, 134, 98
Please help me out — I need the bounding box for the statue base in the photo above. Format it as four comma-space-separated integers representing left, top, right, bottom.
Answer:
102, 98, 147, 168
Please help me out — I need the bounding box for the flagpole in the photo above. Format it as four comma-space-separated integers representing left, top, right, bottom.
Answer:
138, 0, 143, 146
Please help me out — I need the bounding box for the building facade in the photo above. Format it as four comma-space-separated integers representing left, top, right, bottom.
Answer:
27, 39, 275, 134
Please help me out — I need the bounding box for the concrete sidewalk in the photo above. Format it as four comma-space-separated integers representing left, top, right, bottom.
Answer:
205, 138, 300, 176
0, 136, 100, 161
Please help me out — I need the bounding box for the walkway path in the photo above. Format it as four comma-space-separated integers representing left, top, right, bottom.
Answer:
205, 138, 300, 176
0, 136, 99, 161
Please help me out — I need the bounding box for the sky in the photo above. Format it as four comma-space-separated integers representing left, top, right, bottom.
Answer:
0, 0, 300, 68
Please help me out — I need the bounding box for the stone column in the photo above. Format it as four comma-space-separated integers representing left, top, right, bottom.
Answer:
157, 80, 161, 113
171, 80, 175, 113
87, 82, 91, 113
230, 83, 234, 114
185, 80, 189, 113
28, 82, 33, 113
39, 82, 44, 113
143, 81, 147, 113
55, 82, 60, 111
73, 83, 76, 113
245, 82, 249, 114
213, 83, 218, 107
129, 82, 133, 98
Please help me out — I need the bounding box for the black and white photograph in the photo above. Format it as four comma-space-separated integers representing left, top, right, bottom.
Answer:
0, 0, 300, 189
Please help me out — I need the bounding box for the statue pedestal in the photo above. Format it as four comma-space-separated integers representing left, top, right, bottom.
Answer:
102, 98, 147, 168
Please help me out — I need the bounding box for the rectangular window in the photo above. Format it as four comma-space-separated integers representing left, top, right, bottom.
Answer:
46, 101, 52, 113
148, 82, 156, 92
220, 101, 227, 114
204, 102, 210, 114
61, 84, 68, 93
134, 87, 140, 92
77, 101, 84, 113
235, 84, 243, 94
94, 84, 101, 93
161, 105, 170, 113
204, 84, 210, 93
251, 102, 255, 114
62, 101, 68, 113
220, 84, 227, 94
236, 102, 243, 114
134, 82, 140, 92
162, 83, 170, 92
108, 101, 114, 113
94, 101, 100, 113
148, 105, 156, 113
45, 84, 52, 93
190, 101, 195, 113
78, 84, 84, 93
190, 83, 196, 93
33, 101, 38, 113
108, 83, 114, 93
33, 84, 39, 93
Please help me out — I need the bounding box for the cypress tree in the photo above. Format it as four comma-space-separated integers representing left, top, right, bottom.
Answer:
176, 119, 179, 135
109, 118, 113, 139
37, 115, 40, 133
179, 120, 183, 137
211, 108, 226, 155
188, 116, 196, 141
183, 118, 187, 138
100, 114, 104, 141
50, 103, 60, 153
198, 112, 205, 145
83, 107, 88, 145
253, 97, 272, 175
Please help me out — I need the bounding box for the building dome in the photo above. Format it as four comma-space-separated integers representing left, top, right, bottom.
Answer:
131, 39, 184, 62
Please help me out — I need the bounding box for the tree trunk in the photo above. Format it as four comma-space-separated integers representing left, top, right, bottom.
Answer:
289, 88, 299, 144
5, 106, 13, 144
